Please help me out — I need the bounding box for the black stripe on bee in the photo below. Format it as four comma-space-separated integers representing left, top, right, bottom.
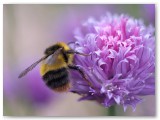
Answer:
62, 52, 68, 63
42, 67, 69, 89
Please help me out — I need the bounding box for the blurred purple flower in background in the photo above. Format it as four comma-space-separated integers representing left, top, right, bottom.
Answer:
22, 67, 54, 105
4, 65, 54, 108
141, 4, 155, 25
69, 13, 155, 111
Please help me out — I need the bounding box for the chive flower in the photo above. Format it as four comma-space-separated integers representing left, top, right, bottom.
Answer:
69, 13, 155, 111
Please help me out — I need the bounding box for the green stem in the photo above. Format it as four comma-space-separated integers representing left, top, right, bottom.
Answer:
108, 106, 116, 116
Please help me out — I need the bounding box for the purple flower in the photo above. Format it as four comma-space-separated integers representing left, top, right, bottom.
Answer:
69, 13, 155, 111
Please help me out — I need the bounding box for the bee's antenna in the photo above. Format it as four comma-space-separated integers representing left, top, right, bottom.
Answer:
65, 50, 90, 56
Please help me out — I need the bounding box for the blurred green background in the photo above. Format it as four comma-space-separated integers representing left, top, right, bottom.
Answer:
3, 4, 155, 116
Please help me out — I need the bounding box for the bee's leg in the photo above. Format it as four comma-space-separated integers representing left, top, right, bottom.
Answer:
68, 64, 92, 86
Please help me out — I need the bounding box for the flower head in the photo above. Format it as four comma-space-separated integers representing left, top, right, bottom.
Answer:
69, 13, 155, 111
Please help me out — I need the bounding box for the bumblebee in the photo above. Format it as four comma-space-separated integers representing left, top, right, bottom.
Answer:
18, 42, 91, 92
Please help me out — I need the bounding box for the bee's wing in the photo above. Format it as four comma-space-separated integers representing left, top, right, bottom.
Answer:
18, 48, 63, 78
18, 55, 48, 78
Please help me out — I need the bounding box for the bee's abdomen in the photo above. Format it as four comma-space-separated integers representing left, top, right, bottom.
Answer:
42, 67, 69, 90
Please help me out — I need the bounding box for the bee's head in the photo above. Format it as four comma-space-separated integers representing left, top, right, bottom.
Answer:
44, 44, 61, 55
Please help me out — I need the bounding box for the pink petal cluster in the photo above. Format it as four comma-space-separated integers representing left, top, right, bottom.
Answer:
69, 13, 155, 111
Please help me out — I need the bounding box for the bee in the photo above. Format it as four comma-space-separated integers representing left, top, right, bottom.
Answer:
18, 42, 91, 92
